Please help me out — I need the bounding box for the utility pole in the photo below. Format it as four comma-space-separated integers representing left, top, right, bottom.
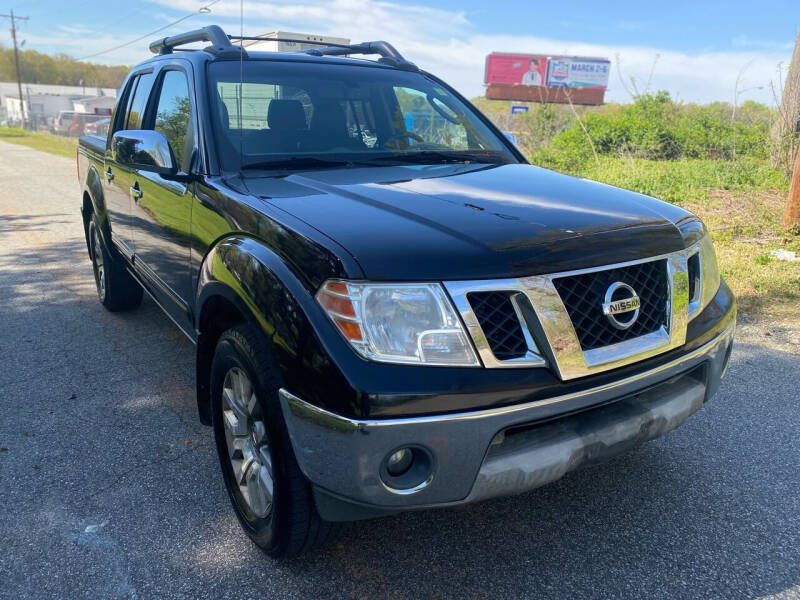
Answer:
1, 10, 29, 126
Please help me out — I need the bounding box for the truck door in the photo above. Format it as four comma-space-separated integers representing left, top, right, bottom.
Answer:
104, 70, 155, 258
129, 65, 196, 334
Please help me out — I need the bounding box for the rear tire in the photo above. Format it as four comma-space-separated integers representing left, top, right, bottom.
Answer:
210, 323, 342, 557
89, 215, 142, 312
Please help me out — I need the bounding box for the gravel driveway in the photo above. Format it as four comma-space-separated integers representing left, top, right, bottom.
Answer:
1, 139, 799, 600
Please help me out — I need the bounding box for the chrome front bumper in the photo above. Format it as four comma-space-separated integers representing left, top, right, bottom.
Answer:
279, 321, 735, 521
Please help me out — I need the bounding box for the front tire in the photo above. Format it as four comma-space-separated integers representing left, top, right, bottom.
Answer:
88, 216, 142, 312
210, 323, 341, 557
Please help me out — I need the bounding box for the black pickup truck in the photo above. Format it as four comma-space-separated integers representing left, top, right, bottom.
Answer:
77, 26, 736, 557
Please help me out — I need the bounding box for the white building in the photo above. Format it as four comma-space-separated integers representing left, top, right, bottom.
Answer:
4, 93, 73, 123
0, 82, 117, 127
72, 95, 116, 114
243, 32, 350, 53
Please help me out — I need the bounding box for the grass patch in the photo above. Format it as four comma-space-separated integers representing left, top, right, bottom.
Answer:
682, 187, 800, 325
574, 157, 789, 205
0, 127, 77, 159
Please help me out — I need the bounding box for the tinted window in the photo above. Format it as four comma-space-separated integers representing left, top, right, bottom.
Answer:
112, 77, 137, 135
126, 71, 155, 130
208, 61, 515, 171
153, 70, 194, 171
217, 82, 311, 130
393, 86, 468, 149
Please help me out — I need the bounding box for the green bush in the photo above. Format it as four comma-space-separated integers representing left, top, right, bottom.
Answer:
508, 91, 775, 174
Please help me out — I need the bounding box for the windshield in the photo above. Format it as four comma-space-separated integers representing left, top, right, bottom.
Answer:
207, 60, 517, 171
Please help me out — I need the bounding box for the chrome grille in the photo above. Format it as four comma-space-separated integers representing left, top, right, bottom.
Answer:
467, 291, 528, 360
444, 249, 691, 379
687, 252, 700, 303
552, 260, 669, 351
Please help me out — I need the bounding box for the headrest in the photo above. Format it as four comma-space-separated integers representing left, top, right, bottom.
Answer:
267, 99, 307, 131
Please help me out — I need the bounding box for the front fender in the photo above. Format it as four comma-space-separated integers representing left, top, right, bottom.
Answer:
196, 236, 362, 419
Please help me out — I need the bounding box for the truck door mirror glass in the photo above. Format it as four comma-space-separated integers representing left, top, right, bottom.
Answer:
111, 129, 178, 176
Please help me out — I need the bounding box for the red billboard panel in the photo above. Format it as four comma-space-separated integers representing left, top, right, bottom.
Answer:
485, 53, 610, 90
484, 53, 548, 87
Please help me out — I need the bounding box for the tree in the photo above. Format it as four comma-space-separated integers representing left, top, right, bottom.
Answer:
772, 31, 800, 231
0, 44, 131, 88
786, 144, 800, 230
771, 31, 800, 175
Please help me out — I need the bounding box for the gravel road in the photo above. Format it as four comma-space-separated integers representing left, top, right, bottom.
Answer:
1, 139, 799, 600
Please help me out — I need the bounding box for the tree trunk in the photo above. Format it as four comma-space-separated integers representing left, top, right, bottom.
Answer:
785, 143, 800, 230
771, 31, 800, 174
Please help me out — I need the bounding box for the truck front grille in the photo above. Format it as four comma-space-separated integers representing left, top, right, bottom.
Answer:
444, 249, 691, 378
552, 259, 669, 351
688, 252, 700, 303
467, 291, 527, 360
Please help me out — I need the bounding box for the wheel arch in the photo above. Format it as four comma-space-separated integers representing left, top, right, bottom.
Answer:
194, 235, 355, 425
81, 165, 108, 251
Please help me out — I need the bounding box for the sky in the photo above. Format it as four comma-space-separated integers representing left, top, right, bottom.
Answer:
1, 0, 797, 104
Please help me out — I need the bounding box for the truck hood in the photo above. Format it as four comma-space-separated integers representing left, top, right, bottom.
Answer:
242, 163, 693, 281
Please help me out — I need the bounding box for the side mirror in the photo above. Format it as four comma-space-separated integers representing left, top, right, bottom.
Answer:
112, 129, 178, 177
501, 131, 518, 146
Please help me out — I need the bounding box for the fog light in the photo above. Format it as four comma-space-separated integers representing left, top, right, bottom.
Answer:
380, 446, 435, 494
386, 447, 413, 476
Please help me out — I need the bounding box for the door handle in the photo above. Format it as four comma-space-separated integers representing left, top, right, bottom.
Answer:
105, 168, 114, 183
130, 185, 143, 202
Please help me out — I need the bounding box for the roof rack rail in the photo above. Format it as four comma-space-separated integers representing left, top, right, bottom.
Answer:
303, 41, 418, 71
149, 25, 245, 58
149, 26, 417, 70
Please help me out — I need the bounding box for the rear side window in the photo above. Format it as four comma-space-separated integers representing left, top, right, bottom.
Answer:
111, 78, 136, 136
126, 71, 155, 130
152, 70, 194, 171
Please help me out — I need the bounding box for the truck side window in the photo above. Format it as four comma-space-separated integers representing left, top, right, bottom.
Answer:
111, 77, 137, 136
126, 71, 155, 130
152, 70, 194, 172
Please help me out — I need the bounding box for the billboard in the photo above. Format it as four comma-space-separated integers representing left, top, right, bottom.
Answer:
546, 57, 610, 89
485, 53, 610, 90
485, 53, 548, 87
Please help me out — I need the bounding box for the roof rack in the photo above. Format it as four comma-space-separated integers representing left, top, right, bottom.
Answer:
302, 41, 418, 71
149, 25, 245, 58
149, 25, 418, 70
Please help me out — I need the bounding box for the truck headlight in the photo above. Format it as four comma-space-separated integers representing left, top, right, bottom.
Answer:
316, 280, 479, 366
688, 233, 721, 319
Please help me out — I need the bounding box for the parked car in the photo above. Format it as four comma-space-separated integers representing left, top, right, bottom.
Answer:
77, 25, 736, 557
68, 113, 108, 136
83, 117, 111, 138
53, 110, 77, 135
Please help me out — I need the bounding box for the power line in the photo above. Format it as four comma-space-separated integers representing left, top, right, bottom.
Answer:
0, 10, 29, 123
74, 0, 220, 62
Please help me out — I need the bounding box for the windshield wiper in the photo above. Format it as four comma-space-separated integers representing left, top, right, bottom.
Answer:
240, 157, 373, 171
370, 151, 511, 166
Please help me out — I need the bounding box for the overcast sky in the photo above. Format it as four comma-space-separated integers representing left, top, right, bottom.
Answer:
1, 0, 797, 104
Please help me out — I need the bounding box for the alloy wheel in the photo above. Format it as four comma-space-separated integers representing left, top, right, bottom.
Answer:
221, 367, 274, 518
91, 227, 105, 301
